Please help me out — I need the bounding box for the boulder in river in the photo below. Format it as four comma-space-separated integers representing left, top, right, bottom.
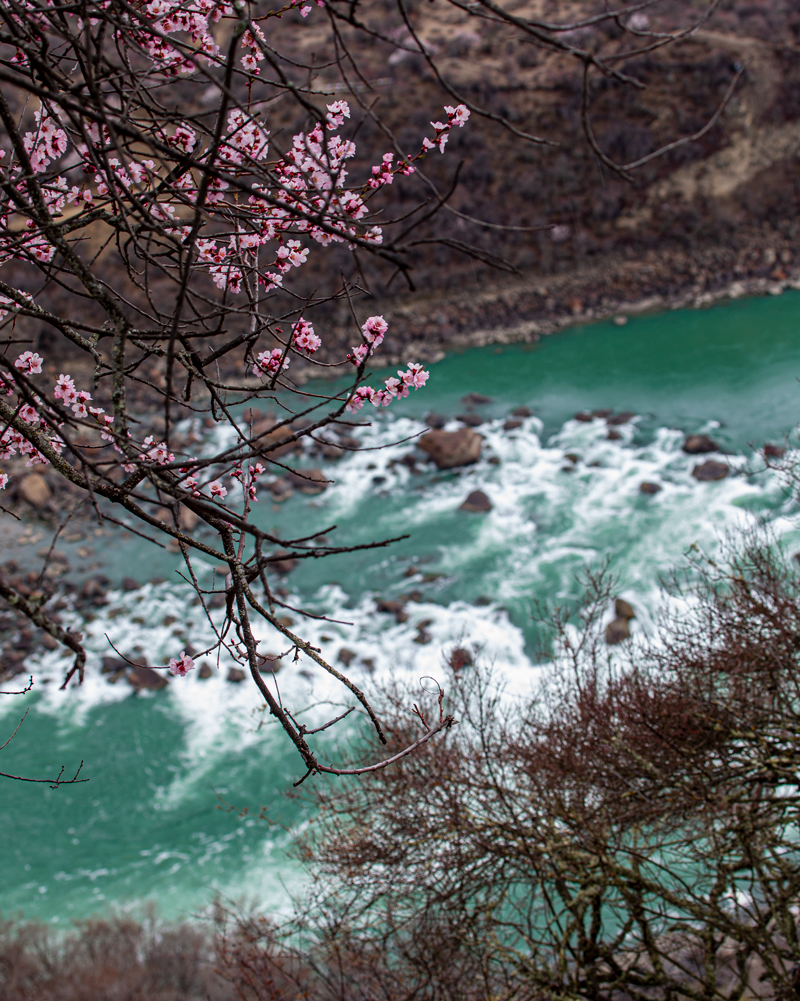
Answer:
18, 473, 51, 508
286, 468, 328, 494
457, 413, 484, 427
461, 392, 492, 407
607, 411, 636, 426
198, 662, 213, 679
418, 428, 483, 469
615, 598, 635, 620
511, 406, 532, 417
425, 412, 448, 429
683, 434, 719, 454
252, 418, 301, 458
337, 648, 357, 666
503, 419, 523, 431
376, 599, 408, 623
270, 551, 297, 574
226, 667, 246, 683
460, 490, 493, 513
764, 443, 786, 458
692, 460, 729, 481
639, 481, 662, 495
605, 617, 631, 645
574, 412, 593, 422
127, 666, 168, 691
449, 647, 473, 671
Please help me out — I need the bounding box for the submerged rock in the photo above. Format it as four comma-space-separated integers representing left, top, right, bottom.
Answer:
607, 411, 636, 426
574, 412, 593, 422
457, 413, 484, 427
639, 481, 662, 495
419, 428, 483, 469
460, 490, 493, 513
461, 392, 492, 407
511, 406, 532, 417
605, 617, 631, 645
692, 460, 729, 481
683, 434, 719, 454
127, 666, 168, 691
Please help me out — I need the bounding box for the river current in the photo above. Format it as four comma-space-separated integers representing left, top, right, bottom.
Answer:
3, 291, 800, 923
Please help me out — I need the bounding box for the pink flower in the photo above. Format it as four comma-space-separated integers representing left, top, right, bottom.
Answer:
253, 348, 289, 377
292, 318, 321, 354
401, 362, 429, 389
362, 315, 388, 344
300, 4, 312, 15
445, 104, 470, 126
14, 351, 43, 375
209, 480, 227, 499
0, 472, 7, 490
168, 651, 195, 677
326, 100, 351, 130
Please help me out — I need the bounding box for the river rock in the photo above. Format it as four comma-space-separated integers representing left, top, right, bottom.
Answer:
376, 599, 408, 623
639, 481, 662, 495
179, 505, 199, 531
460, 490, 492, 513
18, 473, 51, 508
607, 430, 622, 440
449, 647, 473, 671
607, 411, 636, 426
692, 460, 728, 481
198, 662, 213, 679
511, 406, 532, 417
127, 666, 168, 691
121, 576, 140, 591
574, 412, 593, 422
286, 468, 328, 494
252, 419, 300, 458
615, 598, 635, 620
504, 419, 523, 431
268, 478, 293, 502
683, 434, 719, 454
764, 443, 785, 458
226, 667, 246, 683
461, 392, 492, 407
605, 617, 631, 645
425, 412, 448, 429
270, 551, 297, 574
337, 648, 357, 666
418, 428, 483, 469
457, 413, 484, 427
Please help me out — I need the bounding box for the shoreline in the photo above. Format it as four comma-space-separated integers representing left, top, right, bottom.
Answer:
350, 231, 800, 370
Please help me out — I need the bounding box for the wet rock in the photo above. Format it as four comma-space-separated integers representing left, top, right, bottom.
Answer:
764, 443, 786, 458
101, 656, 127, 675
226, 667, 246, 683
511, 406, 532, 417
270, 551, 297, 574
449, 647, 473, 671
592, 409, 612, 418
639, 481, 662, 495
692, 460, 729, 481
461, 392, 492, 407
613, 315, 628, 326
574, 412, 593, 422
605, 617, 631, 645
198, 662, 213, 679
268, 478, 293, 502
285, 468, 329, 494
615, 598, 635, 620
179, 505, 199, 531
121, 576, 140, 592
460, 490, 492, 513
683, 434, 720, 454
252, 419, 301, 458
337, 648, 357, 667
425, 412, 448, 429
503, 419, 523, 431
414, 627, 432, 645
80, 576, 109, 606
457, 413, 484, 427
320, 442, 344, 461
607, 411, 636, 426
564, 453, 580, 464
607, 430, 622, 440
376, 599, 409, 623
127, 666, 168, 691
18, 473, 51, 508
419, 428, 483, 469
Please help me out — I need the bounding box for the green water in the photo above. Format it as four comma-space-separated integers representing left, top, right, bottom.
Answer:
2, 291, 800, 924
